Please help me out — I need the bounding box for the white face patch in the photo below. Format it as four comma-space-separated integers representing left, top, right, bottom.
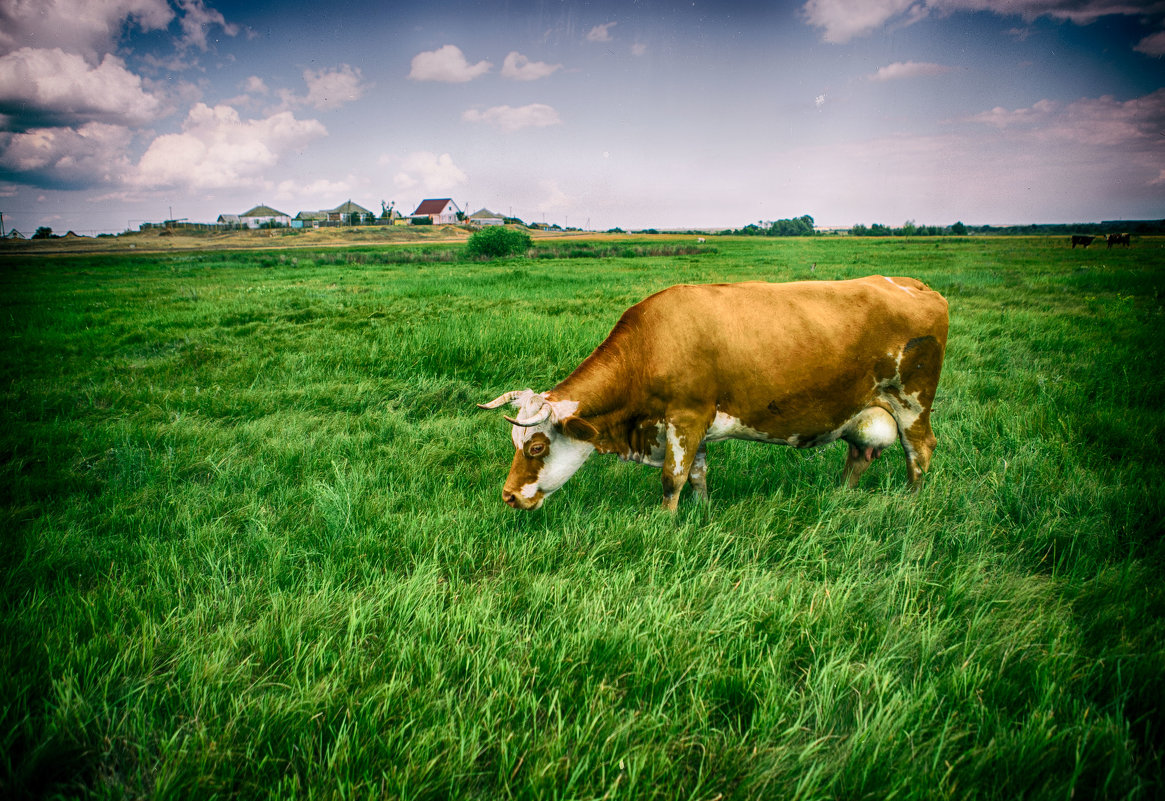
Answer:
529, 435, 595, 495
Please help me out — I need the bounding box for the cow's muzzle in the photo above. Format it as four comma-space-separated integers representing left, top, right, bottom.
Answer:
502, 487, 543, 510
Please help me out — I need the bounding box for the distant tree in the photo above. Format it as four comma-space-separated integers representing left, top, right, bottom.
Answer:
768, 214, 814, 236
950, 221, 967, 236
734, 214, 814, 236
466, 226, 532, 259
32, 226, 53, 239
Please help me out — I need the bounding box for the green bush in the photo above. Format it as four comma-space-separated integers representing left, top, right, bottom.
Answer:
466, 226, 532, 259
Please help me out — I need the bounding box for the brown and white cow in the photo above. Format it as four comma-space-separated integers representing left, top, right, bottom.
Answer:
1107, 232, 1131, 248
479, 276, 949, 511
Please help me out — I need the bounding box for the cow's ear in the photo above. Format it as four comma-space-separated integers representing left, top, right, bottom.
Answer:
561, 416, 599, 442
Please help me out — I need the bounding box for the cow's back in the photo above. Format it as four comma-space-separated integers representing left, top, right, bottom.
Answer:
625, 277, 948, 437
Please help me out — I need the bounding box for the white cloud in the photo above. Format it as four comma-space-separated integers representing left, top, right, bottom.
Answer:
274, 178, 354, 203
243, 76, 269, 95
0, 122, 134, 188
132, 103, 327, 190
801, 0, 917, 44
408, 45, 491, 82
501, 52, 562, 81
802, 0, 1163, 44
967, 90, 1165, 148
767, 88, 1165, 226
0, 47, 164, 128
1134, 30, 1165, 57
174, 0, 239, 51
302, 65, 368, 109
868, 61, 952, 81
537, 180, 570, 213
462, 103, 562, 132
0, 0, 173, 59
968, 98, 1059, 128
587, 22, 617, 42
392, 151, 467, 192
268, 65, 369, 112
631, 42, 648, 56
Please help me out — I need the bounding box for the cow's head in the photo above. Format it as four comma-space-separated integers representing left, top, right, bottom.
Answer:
478, 389, 599, 510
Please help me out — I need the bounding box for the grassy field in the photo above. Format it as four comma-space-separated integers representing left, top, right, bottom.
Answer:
2, 236, 1163, 799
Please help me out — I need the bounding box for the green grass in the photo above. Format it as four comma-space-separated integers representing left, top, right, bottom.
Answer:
2, 236, 1163, 799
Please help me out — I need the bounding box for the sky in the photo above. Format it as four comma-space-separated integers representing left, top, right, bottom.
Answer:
0, 0, 1163, 235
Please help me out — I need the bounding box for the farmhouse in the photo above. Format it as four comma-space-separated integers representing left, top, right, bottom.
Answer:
412, 198, 461, 225
328, 200, 374, 225
239, 205, 291, 228
468, 208, 504, 226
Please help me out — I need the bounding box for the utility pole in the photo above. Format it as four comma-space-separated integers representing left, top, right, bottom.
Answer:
0, 211, 5, 238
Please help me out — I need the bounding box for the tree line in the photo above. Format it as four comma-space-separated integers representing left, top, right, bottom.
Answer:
726, 215, 1164, 237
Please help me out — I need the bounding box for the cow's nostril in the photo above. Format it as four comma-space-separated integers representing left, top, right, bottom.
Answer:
502, 490, 519, 508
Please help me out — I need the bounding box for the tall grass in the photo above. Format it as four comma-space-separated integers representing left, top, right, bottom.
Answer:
1, 237, 1162, 799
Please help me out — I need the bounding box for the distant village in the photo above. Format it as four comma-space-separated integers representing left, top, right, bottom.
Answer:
143, 198, 535, 233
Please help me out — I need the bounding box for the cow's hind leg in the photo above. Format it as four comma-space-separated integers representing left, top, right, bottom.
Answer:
880, 334, 945, 489
900, 412, 938, 487
688, 444, 709, 501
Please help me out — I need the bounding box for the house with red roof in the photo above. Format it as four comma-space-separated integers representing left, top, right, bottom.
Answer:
411, 198, 461, 225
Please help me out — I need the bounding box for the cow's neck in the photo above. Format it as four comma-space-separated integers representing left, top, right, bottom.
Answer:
549, 336, 641, 456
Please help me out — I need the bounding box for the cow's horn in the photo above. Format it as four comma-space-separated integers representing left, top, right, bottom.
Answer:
505, 397, 553, 427
477, 389, 529, 410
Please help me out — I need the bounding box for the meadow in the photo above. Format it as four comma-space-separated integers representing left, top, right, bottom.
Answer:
1, 235, 1162, 799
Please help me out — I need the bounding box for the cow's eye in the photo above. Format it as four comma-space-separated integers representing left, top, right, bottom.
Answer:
528, 442, 547, 457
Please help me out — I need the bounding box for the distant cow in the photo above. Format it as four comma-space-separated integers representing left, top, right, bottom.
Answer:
1071, 235, 1095, 248
1107, 233, 1130, 248
697, 237, 706, 243
479, 276, 949, 511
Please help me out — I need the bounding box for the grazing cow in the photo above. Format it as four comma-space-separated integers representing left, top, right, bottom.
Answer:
479, 276, 949, 511
697, 237, 706, 243
1107, 232, 1131, 248
1071, 235, 1095, 248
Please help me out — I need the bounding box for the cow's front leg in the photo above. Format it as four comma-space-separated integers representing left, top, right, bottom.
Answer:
660, 419, 703, 512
